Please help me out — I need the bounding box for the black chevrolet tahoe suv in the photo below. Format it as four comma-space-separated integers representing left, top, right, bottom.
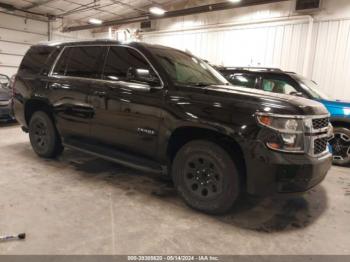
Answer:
13, 40, 333, 214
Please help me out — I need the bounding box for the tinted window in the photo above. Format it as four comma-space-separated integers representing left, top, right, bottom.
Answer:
53, 46, 106, 79
52, 48, 71, 76
149, 46, 228, 86
228, 73, 257, 89
262, 78, 298, 95
103, 46, 150, 81
19, 46, 58, 75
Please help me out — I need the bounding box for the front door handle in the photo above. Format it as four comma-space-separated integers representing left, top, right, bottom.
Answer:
49, 83, 61, 90
93, 90, 107, 97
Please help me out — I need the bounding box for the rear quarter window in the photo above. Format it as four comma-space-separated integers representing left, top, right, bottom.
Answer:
18, 46, 60, 76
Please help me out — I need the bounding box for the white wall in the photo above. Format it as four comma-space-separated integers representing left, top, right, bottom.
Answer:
138, 0, 350, 100
0, 14, 94, 77
0, 12, 48, 77
50, 20, 93, 42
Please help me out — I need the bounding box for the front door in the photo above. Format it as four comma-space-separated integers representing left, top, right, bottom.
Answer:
89, 46, 164, 158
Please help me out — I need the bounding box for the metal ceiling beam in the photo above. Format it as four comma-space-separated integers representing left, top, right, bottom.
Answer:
63, 0, 289, 32
23, 0, 58, 10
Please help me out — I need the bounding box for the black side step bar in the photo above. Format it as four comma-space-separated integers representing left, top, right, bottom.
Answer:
63, 139, 167, 175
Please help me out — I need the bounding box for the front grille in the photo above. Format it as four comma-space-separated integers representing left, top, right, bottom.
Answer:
314, 137, 328, 155
312, 117, 329, 130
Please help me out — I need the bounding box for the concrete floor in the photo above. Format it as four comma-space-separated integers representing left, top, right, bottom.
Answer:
0, 122, 349, 255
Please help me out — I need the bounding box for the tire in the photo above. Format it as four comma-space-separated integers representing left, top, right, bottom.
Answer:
29, 111, 63, 158
172, 140, 240, 215
329, 127, 350, 166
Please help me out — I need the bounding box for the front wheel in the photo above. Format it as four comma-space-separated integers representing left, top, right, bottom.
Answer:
329, 127, 350, 166
172, 140, 240, 215
29, 111, 63, 158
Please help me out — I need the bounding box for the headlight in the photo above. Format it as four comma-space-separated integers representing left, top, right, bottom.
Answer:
257, 114, 305, 153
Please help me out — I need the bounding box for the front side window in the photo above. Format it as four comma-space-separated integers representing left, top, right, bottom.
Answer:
262, 78, 298, 95
103, 46, 152, 82
52, 46, 106, 79
149, 46, 228, 87
228, 73, 257, 89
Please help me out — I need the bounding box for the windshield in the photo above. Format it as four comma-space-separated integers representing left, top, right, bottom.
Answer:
294, 75, 330, 100
149, 46, 228, 86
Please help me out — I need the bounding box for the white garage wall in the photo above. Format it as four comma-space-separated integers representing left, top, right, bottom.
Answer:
143, 20, 310, 74
50, 20, 93, 42
138, 0, 350, 100
0, 12, 48, 77
311, 19, 350, 99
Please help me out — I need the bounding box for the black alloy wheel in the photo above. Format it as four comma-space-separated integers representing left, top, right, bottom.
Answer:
29, 111, 63, 158
172, 140, 240, 215
184, 156, 223, 200
329, 127, 350, 166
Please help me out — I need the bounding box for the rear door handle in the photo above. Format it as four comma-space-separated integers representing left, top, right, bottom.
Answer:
93, 90, 107, 97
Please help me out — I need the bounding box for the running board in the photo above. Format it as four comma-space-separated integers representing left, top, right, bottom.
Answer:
63, 139, 167, 175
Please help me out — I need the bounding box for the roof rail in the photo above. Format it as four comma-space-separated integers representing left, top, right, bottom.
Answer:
223, 67, 284, 72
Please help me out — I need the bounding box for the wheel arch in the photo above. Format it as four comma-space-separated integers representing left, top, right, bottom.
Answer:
165, 125, 247, 188
24, 98, 53, 126
331, 119, 350, 129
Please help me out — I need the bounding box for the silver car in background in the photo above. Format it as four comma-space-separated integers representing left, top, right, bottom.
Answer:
0, 74, 14, 122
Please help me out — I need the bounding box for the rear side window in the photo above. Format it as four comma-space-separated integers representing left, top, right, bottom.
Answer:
19, 46, 58, 75
52, 46, 106, 79
103, 46, 150, 81
228, 73, 257, 89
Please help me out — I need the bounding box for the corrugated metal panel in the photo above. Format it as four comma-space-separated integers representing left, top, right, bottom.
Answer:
0, 12, 48, 35
0, 13, 48, 77
311, 19, 350, 99
143, 21, 309, 73
0, 41, 30, 56
143, 17, 350, 100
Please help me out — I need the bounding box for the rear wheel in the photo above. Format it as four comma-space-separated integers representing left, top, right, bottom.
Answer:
329, 127, 350, 166
172, 140, 240, 215
29, 111, 63, 158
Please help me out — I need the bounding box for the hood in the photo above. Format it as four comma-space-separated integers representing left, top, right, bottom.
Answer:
320, 99, 350, 118
0, 88, 11, 101
203, 85, 329, 116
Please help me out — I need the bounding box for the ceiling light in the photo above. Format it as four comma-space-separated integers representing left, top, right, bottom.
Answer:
228, 0, 242, 3
149, 6, 166, 15
88, 18, 103, 25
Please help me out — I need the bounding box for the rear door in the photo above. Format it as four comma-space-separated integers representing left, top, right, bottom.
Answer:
48, 45, 107, 141
89, 45, 164, 158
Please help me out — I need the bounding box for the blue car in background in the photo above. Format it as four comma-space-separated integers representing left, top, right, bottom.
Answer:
217, 67, 350, 166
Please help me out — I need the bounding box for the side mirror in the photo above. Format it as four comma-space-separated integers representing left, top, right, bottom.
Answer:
127, 67, 161, 88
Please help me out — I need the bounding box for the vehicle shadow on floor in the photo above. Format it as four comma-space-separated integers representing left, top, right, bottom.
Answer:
14, 145, 329, 234
60, 149, 329, 233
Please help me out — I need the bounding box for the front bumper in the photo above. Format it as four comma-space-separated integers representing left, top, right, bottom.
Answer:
245, 141, 332, 196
